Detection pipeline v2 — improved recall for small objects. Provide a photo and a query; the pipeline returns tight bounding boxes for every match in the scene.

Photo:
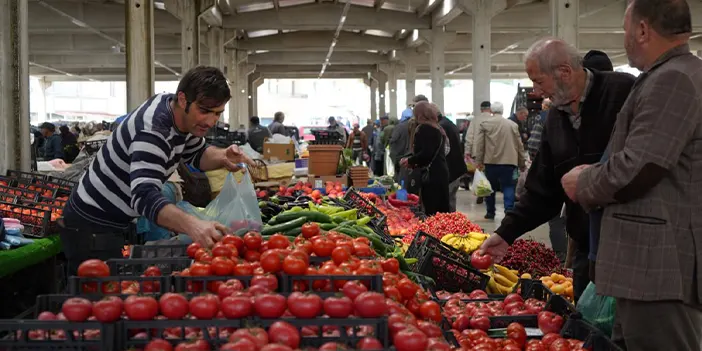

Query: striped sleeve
[128,130,172,222]
[182,136,208,169]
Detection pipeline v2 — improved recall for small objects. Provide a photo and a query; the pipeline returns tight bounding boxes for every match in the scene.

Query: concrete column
[430,26,446,111]
[405,61,416,105]
[551,0,579,47]
[370,79,378,121]
[207,27,225,71]
[387,64,398,119]
[165,0,201,73]
[697,50,702,58]
[0,0,31,173]
[378,78,387,117]
[35,77,51,124]
[248,72,262,118]
[236,62,255,128]
[125,0,155,112]
[226,50,238,126]
[471,1,492,116]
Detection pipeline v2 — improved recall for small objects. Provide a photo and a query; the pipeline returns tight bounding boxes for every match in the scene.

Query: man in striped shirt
[60,66,252,275]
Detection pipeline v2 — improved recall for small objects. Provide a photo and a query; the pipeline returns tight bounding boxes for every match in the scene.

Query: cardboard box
[263,142,295,161]
[308,174,348,189]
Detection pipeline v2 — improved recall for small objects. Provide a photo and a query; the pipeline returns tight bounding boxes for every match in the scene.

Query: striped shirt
[67,93,208,229]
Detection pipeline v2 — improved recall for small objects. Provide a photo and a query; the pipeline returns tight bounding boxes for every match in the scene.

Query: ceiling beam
[220,3,431,30]
[246,51,390,65]
[432,0,463,27]
[256,64,377,73]
[261,72,367,79]
[232,31,404,52]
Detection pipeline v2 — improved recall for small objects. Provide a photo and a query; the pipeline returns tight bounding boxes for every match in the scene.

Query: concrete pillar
[226,50,238,126]
[0,0,31,173]
[378,78,387,117]
[236,62,255,128]
[248,73,262,118]
[430,26,446,111]
[369,79,378,121]
[165,0,201,73]
[35,77,51,124]
[405,61,416,105]
[551,0,579,47]
[207,27,225,71]
[470,1,492,116]
[697,50,702,58]
[125,0,155,112]
[387,64,398,119]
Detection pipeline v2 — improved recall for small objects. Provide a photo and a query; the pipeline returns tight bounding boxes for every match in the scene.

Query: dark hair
[40,122,56,132]
[413,94,429,103]
[59,125,77,144]
[274,112,284,121]
[583,50,614,71]
[59,125,70,135]
[631,0,692,38]
[75,126,81,133]
[176,66,231,112]
[250,116,260,125]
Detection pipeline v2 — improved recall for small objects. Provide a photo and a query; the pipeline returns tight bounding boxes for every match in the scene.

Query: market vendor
[478,38,636,302]
[60,66,253,276]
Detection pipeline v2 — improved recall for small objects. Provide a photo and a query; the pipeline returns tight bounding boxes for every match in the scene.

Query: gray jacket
[389,119,410,164]
[268,121,287,136]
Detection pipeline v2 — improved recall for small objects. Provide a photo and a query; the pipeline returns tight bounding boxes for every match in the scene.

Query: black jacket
[496,70,636,252]
[439,116,468,183]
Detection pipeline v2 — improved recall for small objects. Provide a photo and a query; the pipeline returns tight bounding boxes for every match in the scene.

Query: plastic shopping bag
[385,147,395,178]
[465,155,477,173]
[471,169,494,197]
[577,282,617,336]
[177,171,263,235]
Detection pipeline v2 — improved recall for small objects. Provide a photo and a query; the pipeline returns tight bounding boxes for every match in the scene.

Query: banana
[495,281,514,294]
[468,232,489,241]
[495,264,520,283]
[494,273,517,288]
[441,234,456,244]
[487,275,499,294]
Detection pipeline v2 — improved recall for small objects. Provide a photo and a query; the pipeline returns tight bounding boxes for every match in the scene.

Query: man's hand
[187,219,227,248]
[561,164,591,201]
[400,158,409,168]
[479,234,509,262]
[223,145,255,172]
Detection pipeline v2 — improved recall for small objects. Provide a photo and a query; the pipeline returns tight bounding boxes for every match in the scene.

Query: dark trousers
[572,246,591,303]
[59,206,127,277]
[373,160,384,176]
[612,298,702,351]
[548,216,568,262]
[484,164,516,216]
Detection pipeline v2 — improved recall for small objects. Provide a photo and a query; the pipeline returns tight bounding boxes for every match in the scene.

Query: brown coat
[346,130,368,150]
[576,45,702,303]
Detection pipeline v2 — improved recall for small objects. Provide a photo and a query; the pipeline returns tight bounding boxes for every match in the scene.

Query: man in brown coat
[561,0,702,349]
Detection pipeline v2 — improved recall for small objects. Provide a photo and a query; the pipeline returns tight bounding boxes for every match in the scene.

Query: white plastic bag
[472,169,494,197]
[385,147,395,177]
[177,171,263,235]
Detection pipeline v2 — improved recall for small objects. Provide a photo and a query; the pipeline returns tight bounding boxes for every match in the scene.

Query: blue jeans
[484,164,517,216]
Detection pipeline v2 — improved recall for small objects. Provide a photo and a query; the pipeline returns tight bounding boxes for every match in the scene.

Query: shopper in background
[372,116,389,176]
[562,1,702,348]
[509,107,530,145]
[438,112,468,212]
[472,102,526,219]
[464,101,492,157]
[328,116,347,144]
[479,38,636,303]
[247,116,272,153]
[582,50,615,72]
[346,123,368,165]
[268,111,287,136]
[400,102,449,215]
[39,122,64,161]
[60,66,254,277]
[361,118,374,165]
[390,95,427,186]
[59,125,79,163]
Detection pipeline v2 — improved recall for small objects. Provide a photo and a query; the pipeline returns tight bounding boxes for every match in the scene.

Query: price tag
[525,328,543,337]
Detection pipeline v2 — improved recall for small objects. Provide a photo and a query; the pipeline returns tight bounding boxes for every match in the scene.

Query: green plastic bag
[577,282,616,336]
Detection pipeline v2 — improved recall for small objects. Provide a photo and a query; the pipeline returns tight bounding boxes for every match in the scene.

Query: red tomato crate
[0,201,56,238]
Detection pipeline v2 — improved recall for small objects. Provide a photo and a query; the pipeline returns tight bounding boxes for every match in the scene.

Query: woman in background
[59,125,79,163]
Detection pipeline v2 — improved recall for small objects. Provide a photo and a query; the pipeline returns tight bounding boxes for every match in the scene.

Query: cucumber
[320,223,337,230]
[261,217,307,236]
[274,210,332,224]
[284,227,303,236]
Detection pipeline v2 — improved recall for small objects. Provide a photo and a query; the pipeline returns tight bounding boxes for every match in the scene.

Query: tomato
[268,233,291,249]
[285,291,321,318]
[158,293,188,320]
[282,255,308,275]
[326,246,349,264]
[419,300,442,323]
[216,279,244,299]
[189,294,220,320]
[357,337,384,350]
[469,290,489,299]
[124,295,159,321]
[253,293,287,318]
[380,258,400,274]
[143,266,162,277]
[174,340,209,351]
[268,320,301,348]
[243,250,261,262]
[470,315,490,331]
[541,333,562,347]
[507,322,527,347]
[144,338,174,351]
[549,339,571,351]
[341,280,368,300]
[353,243,374,257]
[220,295,253,319]
[77,259,110,277]
[251,274,278,291]
[232,262,253,275]
[260,345,293,351]
[311,236,335,257]
[537,311,564,334]
[221,235,245,253]
[289,249,310,265]
[260,250,284,273]
[353,292,386,318]
[229,327,269,349]
[210,243,231,258]
[396,278,419,300]
[323,295,354,318]
[393,327,428,351]
[189,262,212,276]
[91,296,122,323]
[243,231,263,251]
[220,340,256,351]
[319,342,349,350]
[210,256,235,276]
[470,251,493,270]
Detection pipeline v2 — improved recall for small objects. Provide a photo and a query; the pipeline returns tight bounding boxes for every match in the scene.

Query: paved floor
[454,188,552,247]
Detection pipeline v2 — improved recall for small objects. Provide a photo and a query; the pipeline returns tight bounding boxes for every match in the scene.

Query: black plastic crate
[280,274,383,297]
[561,317,623,351]
[405,231,473,270]
[0,186,39,202]
[408,246,489,295]
[105,258,192,276]
[46,176,77,192]
[0,201,56,238]
[128,244,189,259]
[5,170,49,183]
[12,180,58,199]
[0,193,17,204]
[0,320,115,351]
[310,129,344,145]
[68,275,170,295]
[343,188,385,220]
[172,275,257,294]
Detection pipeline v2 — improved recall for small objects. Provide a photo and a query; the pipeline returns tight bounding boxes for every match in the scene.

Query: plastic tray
[46,176,78,192]
[12,180,59,199]
[128,243,189,258]
[5,170,49,183]
[68,275,170,295]
[172,275,257,294]
[343,188,385,220]
[407,245,490,295]
[0,193,17,204]
[280,274,383,297]
[0,185,39,202]
[561,317,623,351]
[105,258,192,276]
[0,201,56,238]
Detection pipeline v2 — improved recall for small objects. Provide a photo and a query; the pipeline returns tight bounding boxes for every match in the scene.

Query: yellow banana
[495,264,520,283]
[494,273,517,288]
[495,281,514,294]
[468,232,489,241]
[441,234,455,244]
[487,275,499,294]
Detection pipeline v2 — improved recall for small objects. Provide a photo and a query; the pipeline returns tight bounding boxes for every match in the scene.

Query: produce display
[440,232,489,255]
[410,212,483,243]
[500,239,570,279]
[538,274,575,302]
[376,204,421,238]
